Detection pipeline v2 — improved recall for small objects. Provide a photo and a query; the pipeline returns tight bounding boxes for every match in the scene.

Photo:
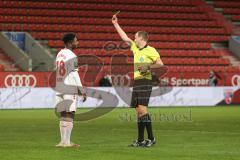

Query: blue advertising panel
[5,32,25,51]
[233,36,240,43]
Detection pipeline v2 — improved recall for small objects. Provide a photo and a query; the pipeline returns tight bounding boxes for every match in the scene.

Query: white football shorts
[55,94,78,112]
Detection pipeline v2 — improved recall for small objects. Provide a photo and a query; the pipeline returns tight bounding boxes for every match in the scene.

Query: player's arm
[73,59,87,102]
[112,15,133,45]
[138,58,164,73]
[150,58,164,69]
[72,71,87,102]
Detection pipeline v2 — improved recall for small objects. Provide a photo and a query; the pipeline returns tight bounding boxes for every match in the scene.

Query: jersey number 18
[56,60,66,76]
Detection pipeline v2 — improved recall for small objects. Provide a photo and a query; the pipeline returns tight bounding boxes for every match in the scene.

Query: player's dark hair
[62,33,76,44]
[137,31,149,42]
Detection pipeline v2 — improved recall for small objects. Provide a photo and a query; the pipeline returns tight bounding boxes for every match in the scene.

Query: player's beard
[72,44,79,50]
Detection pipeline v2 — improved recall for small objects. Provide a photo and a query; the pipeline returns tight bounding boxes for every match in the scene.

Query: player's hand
[82,93,87,102]
[138,66,150,74]
[78,90,87,102]
[112,15,118,24]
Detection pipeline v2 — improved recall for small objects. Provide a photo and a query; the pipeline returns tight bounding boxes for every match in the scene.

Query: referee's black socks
[145,113,154,141]
[137,115,145,142]
[137,113,154,142]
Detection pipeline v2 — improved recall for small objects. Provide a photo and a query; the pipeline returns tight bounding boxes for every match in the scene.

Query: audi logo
[111,74,131,86]
[231,75,240,87]
[4,74,37,88]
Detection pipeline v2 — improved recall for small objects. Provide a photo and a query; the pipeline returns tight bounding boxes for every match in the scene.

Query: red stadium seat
[1,0,239,81]
[0,64,4,71]
[214,1,240,9]
[232,15,240,21]
[224,8,240,15]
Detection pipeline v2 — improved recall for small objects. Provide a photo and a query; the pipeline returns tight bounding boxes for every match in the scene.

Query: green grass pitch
[0,106,240,160]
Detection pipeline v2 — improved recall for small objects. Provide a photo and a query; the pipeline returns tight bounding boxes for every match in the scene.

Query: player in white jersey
[55,33,86,148]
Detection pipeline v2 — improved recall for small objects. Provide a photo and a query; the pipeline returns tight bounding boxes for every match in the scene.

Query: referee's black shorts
[130,78,152,108]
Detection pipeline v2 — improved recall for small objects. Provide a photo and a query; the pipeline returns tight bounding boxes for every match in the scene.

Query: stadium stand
[0,49,20,71]
[210,0,240,34]
[0,0,239,85]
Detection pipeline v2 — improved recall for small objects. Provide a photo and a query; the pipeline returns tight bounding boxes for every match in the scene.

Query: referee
[112,14,164,147]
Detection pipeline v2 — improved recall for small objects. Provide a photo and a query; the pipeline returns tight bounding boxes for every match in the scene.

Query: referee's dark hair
[62,33,76,44]
[137,31,149,42]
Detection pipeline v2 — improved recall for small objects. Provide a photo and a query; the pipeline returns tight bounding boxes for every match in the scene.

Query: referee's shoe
[128,140,146,147]
[144,138,156,147]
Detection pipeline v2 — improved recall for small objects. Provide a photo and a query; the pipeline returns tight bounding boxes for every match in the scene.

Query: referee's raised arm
[112,14,132,45]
